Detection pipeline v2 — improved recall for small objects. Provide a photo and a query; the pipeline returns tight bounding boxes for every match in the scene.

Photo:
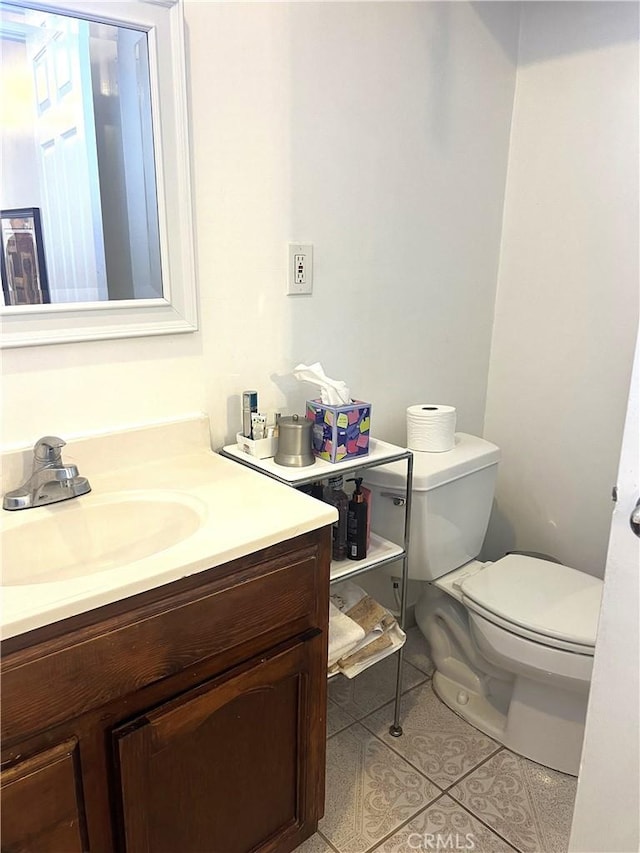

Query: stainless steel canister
[274,414,315,467]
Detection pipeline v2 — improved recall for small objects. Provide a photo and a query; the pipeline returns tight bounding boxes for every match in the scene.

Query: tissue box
[306,399,371,463]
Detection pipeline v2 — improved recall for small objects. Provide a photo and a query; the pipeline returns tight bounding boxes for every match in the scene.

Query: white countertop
[1,417,336,640]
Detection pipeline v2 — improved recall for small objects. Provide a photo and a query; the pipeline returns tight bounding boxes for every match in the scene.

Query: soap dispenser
[347,477,368,560]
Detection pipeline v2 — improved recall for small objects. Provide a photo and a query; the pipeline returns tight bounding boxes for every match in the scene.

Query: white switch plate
[287,243,313,295]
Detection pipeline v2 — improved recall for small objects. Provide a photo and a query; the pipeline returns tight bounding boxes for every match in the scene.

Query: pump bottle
[347,477,368,560]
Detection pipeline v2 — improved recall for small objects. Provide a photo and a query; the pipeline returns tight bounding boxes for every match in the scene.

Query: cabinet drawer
[1,738,88,851]
[2,538,327,745]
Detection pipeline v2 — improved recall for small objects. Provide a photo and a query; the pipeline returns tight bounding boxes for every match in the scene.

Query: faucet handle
[34,435,66,464]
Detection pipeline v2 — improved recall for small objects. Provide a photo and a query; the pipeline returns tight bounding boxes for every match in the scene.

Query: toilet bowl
[363,434,603,776]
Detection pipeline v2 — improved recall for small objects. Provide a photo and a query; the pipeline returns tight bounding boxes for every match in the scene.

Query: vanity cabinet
[1,528,330,853]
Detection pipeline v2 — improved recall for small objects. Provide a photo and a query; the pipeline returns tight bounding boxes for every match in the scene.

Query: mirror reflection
[0,2,162,306]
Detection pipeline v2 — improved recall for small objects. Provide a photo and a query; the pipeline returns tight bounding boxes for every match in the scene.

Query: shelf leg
[389,452,413,737]
[389,642,405,737]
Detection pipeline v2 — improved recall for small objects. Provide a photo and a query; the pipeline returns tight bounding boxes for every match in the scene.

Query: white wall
[0,335,205,447]
[1,2,518,454]
[483,2,639,577]
[188,1,519,449]
[4,2,635,586]
[1,0,634,591]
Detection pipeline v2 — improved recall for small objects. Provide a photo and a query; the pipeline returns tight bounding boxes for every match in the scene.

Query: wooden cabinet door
[1,738,88,852]
[114,634,326,853]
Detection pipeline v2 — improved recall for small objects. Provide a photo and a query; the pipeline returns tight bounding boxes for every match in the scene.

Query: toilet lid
[460,555,602,647]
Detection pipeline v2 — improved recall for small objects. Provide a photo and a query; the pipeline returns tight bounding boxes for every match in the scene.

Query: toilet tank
[363,433,500,581]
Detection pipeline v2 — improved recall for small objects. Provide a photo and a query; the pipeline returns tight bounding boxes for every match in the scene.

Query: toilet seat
[462,597,596,655]
[459,555,602,652]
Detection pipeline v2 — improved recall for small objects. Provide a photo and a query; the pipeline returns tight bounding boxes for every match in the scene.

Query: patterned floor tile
[361,682,500,788]
[327,698,356,738]
[371,794,516,852]
[403,626,435,676]
[294,832,335,852]
[319,722,439,853]
[328,654,427,720]
[449,750,577,853]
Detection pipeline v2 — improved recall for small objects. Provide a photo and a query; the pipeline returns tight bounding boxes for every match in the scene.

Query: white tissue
[293,362,351,406]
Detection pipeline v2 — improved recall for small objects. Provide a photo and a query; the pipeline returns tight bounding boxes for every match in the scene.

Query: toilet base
[432,669,585,776]
[417,582,590,776]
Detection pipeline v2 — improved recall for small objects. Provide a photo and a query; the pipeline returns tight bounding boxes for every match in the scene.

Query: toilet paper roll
[406,404,456,452]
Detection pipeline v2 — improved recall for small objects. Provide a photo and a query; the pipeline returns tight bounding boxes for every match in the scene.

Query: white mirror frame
[0,0,197,348]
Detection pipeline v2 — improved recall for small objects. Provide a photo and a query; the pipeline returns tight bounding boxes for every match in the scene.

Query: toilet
[364,433,603,776]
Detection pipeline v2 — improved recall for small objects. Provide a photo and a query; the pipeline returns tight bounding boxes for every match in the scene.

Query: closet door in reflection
[29,9,107,303]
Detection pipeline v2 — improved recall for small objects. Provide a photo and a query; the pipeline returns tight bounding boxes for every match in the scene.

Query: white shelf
[330,533,404,583]
[220,437,410,485]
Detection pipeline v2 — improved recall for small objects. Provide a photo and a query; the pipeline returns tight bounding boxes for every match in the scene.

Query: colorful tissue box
[306,399,371,463]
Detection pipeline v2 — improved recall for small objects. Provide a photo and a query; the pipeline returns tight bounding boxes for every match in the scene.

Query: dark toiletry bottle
[347,477,368,560]
[310,481,325,501]
[324,476,348,561]
[297,482,325,500]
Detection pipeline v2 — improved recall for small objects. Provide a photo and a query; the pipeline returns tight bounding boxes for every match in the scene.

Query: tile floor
[297,627,577,853]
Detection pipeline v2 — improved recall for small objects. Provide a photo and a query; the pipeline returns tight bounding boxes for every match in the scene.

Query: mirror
[0,0,197,347]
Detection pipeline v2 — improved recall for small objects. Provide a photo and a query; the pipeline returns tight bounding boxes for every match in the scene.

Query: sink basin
[2,491,206,586]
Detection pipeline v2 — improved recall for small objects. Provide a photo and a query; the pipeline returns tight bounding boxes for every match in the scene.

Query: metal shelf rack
[219,438,413,736]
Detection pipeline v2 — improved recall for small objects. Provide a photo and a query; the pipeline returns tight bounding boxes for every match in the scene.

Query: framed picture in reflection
[1,207,50,306]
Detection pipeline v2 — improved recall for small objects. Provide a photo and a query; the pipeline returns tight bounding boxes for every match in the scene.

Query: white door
[28,9,107,303]
[569,330,640,852]
[117,27,161,299]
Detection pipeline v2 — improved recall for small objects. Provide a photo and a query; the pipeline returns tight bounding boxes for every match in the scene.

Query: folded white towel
[330,580,367,613]
[328,601,365,668]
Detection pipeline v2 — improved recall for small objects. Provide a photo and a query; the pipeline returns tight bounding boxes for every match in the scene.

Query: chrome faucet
[3,436,91,511]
